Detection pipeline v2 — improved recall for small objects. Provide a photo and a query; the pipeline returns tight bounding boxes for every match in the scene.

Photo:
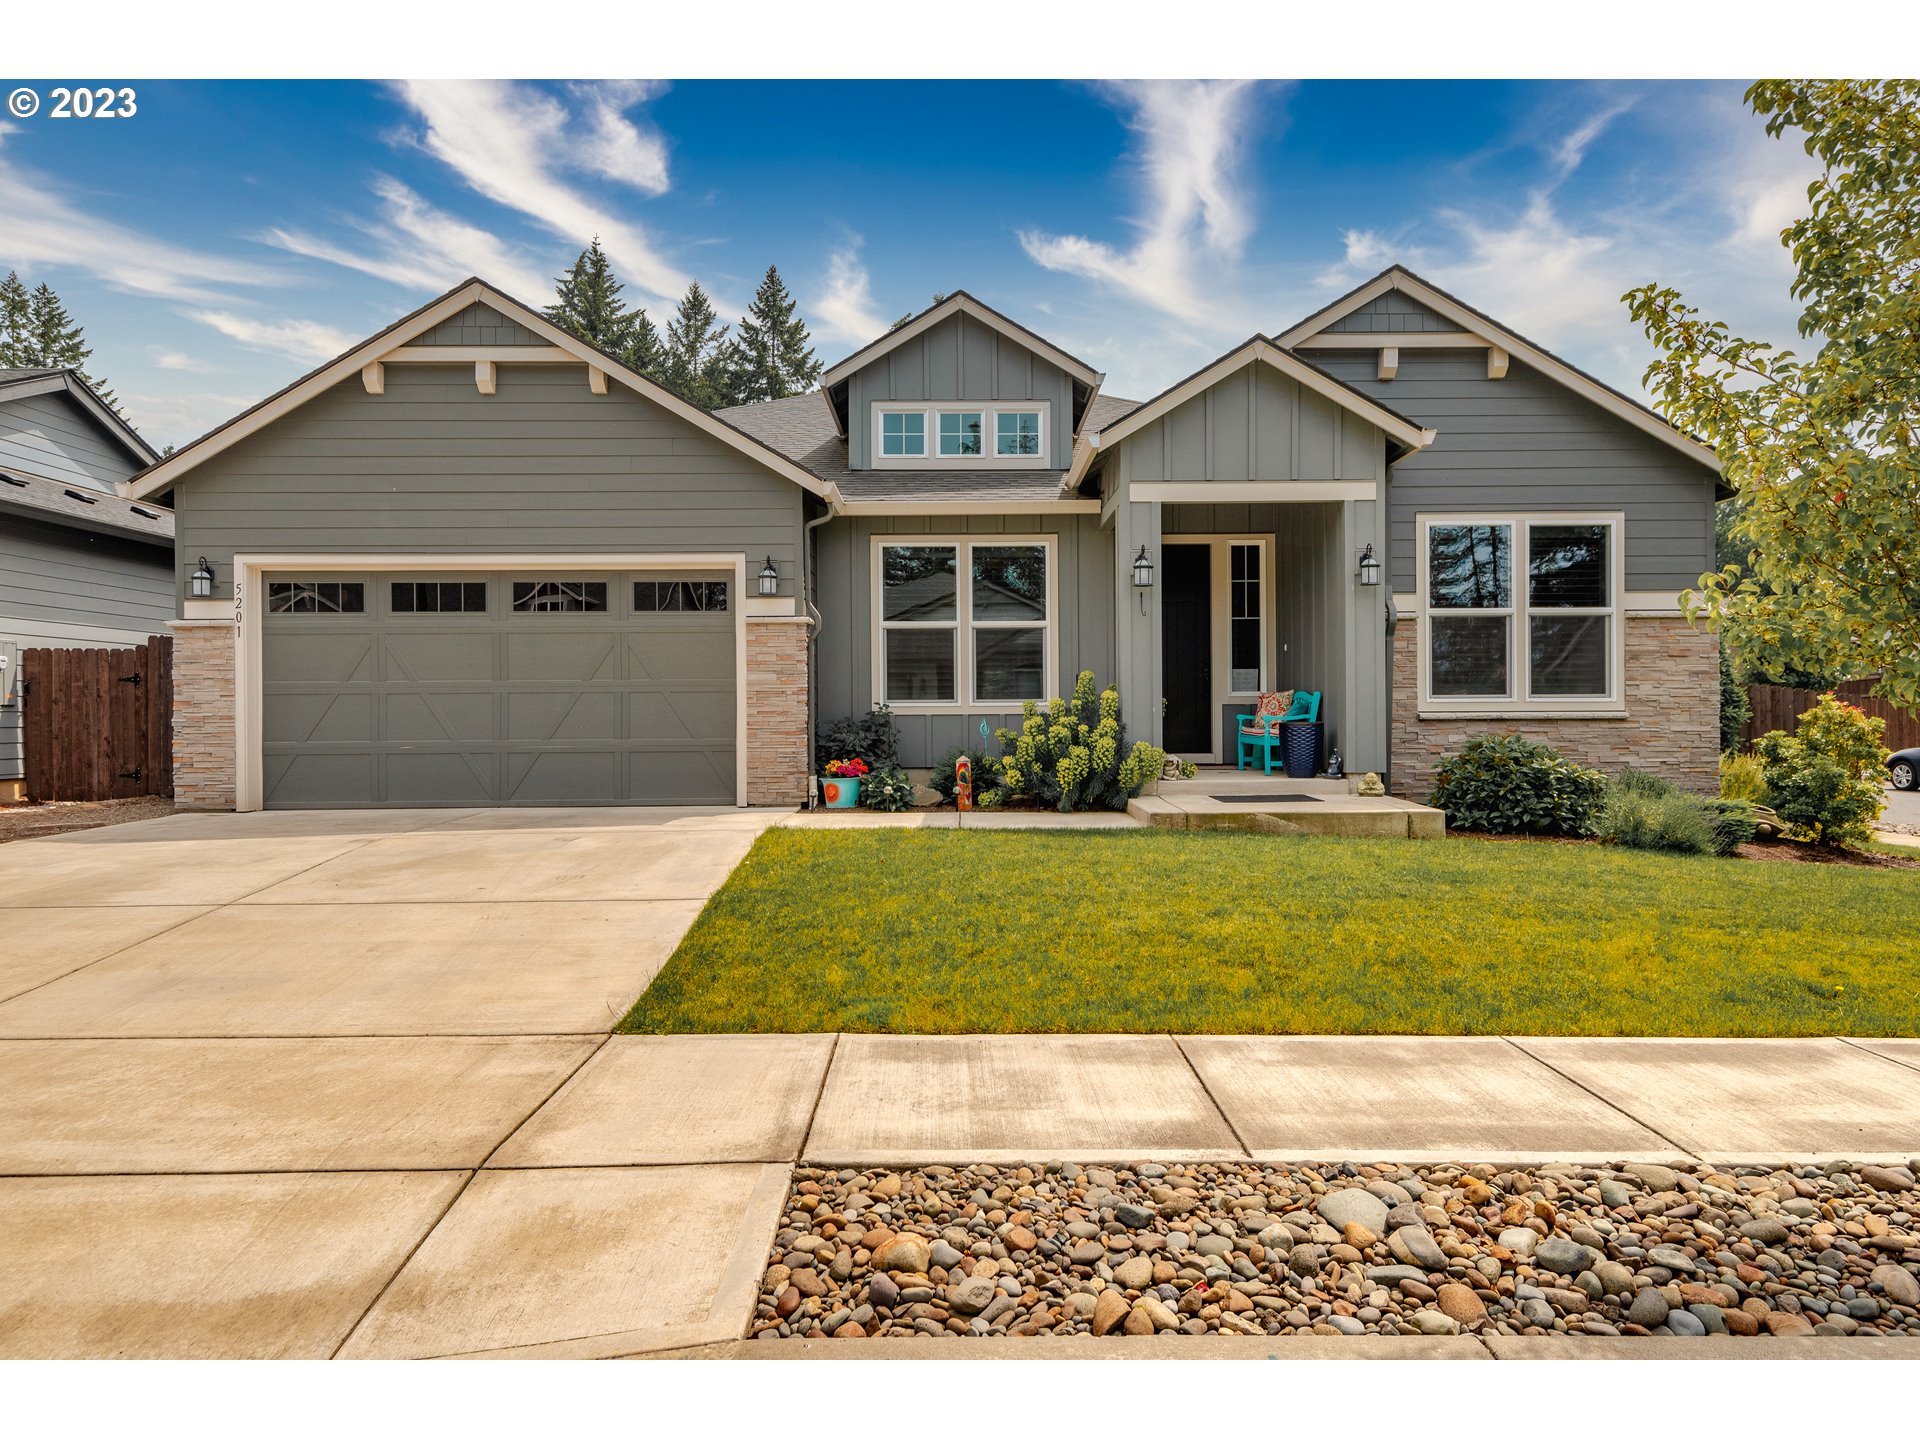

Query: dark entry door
[1161,543,1212,754]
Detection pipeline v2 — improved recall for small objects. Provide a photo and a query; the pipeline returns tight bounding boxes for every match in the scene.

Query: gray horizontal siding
[0,391,139,491]
[812,511,1115,768]
[847,312,1072,472]
[417,302,547,347]
[1297,349,1716,592]
[172,363,808,601]
[1324,291,1456,334]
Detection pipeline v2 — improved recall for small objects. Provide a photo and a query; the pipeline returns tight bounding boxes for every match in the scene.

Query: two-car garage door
[261,570,736,807]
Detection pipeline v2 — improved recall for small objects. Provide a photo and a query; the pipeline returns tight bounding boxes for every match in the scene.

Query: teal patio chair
[1236,691,1291,774]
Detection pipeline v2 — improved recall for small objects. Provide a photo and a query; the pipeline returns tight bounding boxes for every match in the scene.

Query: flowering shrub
[824,757,869,779]
[814,705,899,773]
[993,670,1166,812]
[1754,692,1886,846]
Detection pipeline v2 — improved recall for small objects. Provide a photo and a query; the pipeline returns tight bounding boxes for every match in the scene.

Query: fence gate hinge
[119,766,143,783]
[118,670,142,689]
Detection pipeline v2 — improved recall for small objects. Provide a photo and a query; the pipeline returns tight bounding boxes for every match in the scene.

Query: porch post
[1113,496,1163,746]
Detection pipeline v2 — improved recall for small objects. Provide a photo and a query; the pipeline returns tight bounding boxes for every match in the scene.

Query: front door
[1161,543,1212,754]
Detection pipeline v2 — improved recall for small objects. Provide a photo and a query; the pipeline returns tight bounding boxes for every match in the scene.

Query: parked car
[1890,746,1920,791]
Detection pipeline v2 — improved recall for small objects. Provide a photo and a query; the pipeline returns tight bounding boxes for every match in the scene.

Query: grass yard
[618,828,1920,1037]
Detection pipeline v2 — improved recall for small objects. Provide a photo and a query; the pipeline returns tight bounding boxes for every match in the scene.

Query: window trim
[871,534,1057,710]
[1416,511,1625,714]
[869,401,1053,470]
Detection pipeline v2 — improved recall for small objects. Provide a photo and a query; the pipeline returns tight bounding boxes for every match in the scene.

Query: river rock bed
[753,1160,1920,1341]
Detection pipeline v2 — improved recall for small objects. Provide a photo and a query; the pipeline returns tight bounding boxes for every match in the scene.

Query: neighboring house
[0,368,172,800]
[128,269,1720,811]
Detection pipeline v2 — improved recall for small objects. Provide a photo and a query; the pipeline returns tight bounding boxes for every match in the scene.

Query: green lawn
[617,829,1920,1037]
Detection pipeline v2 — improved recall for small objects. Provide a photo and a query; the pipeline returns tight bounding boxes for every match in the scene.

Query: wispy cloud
[809,236,887,350]
[0,123,278,302]
[1020,81,1263,325]
[1315,228,1396,289]
[186,310,355,362]
[1550,98,1634,180]
[150,349,214,372]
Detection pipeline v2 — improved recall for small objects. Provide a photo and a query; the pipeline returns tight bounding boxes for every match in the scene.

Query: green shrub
[861,767,917,812]
[1754,693,1887,846]
[995,670,1166,812]
[1611,765,1679,799]
[1720,749,1768,804]
[1599,787,1719,855]
[1702,797,1759,855]
[815,704,899,773]
[927,746,1004,806]
[1429,734,1608,837]
[1719,650,1752,753]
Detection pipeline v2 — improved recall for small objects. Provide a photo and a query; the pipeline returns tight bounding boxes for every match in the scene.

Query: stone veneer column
[170,619,237,809]
[745,615,811,806]
[1391,614,1720,801]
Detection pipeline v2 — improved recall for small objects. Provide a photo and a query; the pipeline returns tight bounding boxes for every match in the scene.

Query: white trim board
[868,399,1055,470]
[1159,534,1276,763]
[821,292,1101,390]
[227,551,749,813]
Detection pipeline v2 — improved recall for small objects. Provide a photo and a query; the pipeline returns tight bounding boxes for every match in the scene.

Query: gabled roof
[0,367,159,468]
[127,279,838,504]
[0,465,174,547]
[819,291,1102,390]
[1277,265,1721,474]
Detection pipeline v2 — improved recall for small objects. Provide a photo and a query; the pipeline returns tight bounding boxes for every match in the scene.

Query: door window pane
[881,546,957,621]
[1230,544,1261,689]
[511,580,607,613]
[938,411,984,456]
[268,581,364,614]
[995,410,1042,457]
[1428,524,1512,609]
[1529,525,1609,607]
[1430,614,1510,696]
[881,411,925,457]
[885,629,955,702]
[971,545,1047,621]
[975,627,1044,701]
[635,580,729,613]
[391,581,486,614]
[1530,614,1609,696]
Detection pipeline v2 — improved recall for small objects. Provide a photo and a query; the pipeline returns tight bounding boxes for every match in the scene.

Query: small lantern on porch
[1131,544,1154,589]
[1357,543,1382,588]
[757,556,779,597]
[190,556,216,599]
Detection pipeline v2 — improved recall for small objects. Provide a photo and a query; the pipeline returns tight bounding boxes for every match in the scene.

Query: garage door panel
[264,691,375,745]
[385,692,496,745]
[265,752,376,807]
[383,632,498,683]
[626,630,734,682]
[503,634,619,683]
[264,634,372,684]
[503,749,621,805]
[506,691,623,743]
[628,689,734,741]
[626,749,736,803]
[386,751,497,807]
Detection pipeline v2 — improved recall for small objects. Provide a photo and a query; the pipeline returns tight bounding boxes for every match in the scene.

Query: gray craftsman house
[130,268,1720,810]
[1,368,172,799]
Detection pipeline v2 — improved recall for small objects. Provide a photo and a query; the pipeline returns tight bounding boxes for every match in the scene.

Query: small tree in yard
[732,265,822,403]
[1754,692,1887,846]
[1625,80,1920,711]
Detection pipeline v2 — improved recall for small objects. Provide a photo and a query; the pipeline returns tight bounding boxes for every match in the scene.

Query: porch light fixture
[1131,544,1154,615]
[1357,543,1381,588]
[757,556,779,597]
[190,556,215,599]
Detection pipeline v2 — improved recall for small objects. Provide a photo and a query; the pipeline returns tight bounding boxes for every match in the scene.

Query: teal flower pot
[821,776,862,809]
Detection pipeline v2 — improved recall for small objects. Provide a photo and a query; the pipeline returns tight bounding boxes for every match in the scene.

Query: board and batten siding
[846,312,1074,471]
[0,516,173,778]
[0,391,140,492]
[1296,347,1718,594]
[169,361,809,601]
[812,511,1114,768]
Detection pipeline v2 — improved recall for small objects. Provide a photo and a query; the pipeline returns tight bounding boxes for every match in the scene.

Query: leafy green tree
[1754,692,1887,845]
[547,238,663,381]
[731,265,822,402]
[662,281,736,409]
[1625,80,1920,709]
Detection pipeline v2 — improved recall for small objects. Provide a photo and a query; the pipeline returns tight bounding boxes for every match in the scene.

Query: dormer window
[871,401,1051,469]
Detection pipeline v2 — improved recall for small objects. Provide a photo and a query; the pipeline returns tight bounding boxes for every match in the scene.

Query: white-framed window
[1418,513,1623,711]
[1229,543,1264,694]
[870,402,1051,468]
[874,536,1054,707]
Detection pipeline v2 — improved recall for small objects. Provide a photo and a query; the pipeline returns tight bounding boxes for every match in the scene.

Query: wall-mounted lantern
[757,556,779,597]
[1357,542,1382,588]
[190,556,216,599]
[1131,544,1154,615]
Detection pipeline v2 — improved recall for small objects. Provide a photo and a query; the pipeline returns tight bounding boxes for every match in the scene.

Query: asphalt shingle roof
[0,466,174,545]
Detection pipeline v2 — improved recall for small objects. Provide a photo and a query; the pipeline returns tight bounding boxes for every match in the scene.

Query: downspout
[801,502,835,809]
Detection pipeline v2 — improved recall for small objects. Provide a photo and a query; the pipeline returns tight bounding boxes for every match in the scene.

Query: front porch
[1130,768,1444,838]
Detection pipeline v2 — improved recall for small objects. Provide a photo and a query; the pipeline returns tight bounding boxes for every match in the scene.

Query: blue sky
[0,78,1820,447]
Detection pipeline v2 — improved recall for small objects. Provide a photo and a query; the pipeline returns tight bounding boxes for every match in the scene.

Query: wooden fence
[20,637,174,802]
[1741,676,1920,752]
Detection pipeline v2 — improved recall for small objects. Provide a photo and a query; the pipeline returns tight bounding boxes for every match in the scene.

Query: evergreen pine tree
[662,281,737,409]
[890,293,949,331]
[0,272,31,368]
[4,279,117,408]
[547,239,635,359]
[732,265,822,403]
[627,308,664,380]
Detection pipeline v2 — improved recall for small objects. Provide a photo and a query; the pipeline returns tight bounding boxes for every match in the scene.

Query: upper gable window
[871,402,1050,469]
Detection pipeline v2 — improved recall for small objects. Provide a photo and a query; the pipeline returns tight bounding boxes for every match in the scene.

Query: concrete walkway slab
[43,809,481,843]
[0,833,387,907]
[1517,1037,1920,1162]
[239,825,762,905]
[435,806,790,834]
[0,1037,596,1174]
[0,1170,465,1358]
[1181,1035,1688,1163]
[0,901,700,1037]
[336,1163,789,1359]
[804,1034,1244,1165]
[0,905,209,1002]
[491,1034,833,1168]
[1853,1038,1920,1075]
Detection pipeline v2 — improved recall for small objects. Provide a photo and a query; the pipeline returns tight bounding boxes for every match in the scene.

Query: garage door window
[392,581,487,614]
[634,580,729,613]
[268,581,364,614]
[512,580,607,613]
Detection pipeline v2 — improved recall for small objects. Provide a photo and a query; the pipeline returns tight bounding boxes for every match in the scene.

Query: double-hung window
[876,538,1052,706]
[871,403,1051,468]
[1421,514,1621,709]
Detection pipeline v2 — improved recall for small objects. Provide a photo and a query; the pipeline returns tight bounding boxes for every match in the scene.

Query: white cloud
[1551,98,1634,179]
[1020,80,1262,325]
[0,123,278,302]
[151,349,213,372]
[120,390,258,448]
[186,310,355,362]
[809,238,887,350]
[1315,228,1397,289]
[389,80,695,310]
[568,80,671,194]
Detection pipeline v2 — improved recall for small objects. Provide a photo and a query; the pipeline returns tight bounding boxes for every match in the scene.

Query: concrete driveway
[0,806,801,1359]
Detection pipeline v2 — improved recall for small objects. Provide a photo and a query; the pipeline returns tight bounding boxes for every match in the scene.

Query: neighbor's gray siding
[0,391,140,492]
[416,301,547,348]
[812,511,1114,767]
[846,312,1074,471]
[1298,348,1717,593]
[0,515,173,778]
[1323,291,1457,334]
[1105,363,1385,486]
[170,362,808,601]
